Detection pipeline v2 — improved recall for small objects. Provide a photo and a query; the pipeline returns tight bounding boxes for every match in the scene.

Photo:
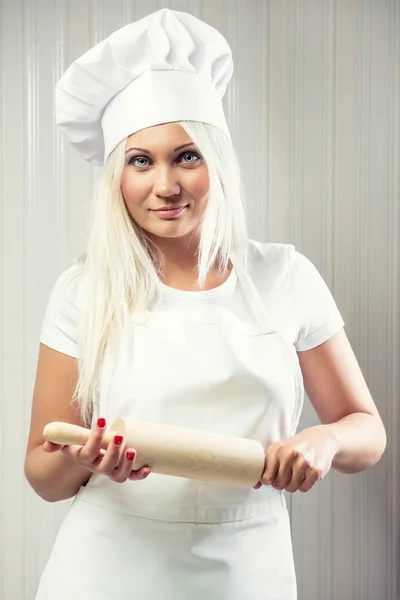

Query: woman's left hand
[254,425,339,493]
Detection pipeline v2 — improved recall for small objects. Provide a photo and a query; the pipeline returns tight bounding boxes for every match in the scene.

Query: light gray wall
[0,1,398,598]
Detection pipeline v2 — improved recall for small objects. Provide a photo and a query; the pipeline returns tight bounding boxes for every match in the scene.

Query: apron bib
[36,255,304,600]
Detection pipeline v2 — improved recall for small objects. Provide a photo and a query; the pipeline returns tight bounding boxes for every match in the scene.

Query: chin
[151,229,195,240]
[143,223,199,242]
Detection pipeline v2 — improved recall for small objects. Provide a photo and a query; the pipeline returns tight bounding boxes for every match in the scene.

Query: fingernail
[114,435,123,446]
[126,450,135,461]
[143,470,150,478]
[97,418,106,428]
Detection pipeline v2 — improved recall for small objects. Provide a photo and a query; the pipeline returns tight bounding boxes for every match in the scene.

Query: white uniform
[36,241,344,600]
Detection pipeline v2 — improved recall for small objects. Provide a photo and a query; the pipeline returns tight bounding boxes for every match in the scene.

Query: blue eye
[128,151,202,168]
[129,156,150,167]
[178,151,201,163]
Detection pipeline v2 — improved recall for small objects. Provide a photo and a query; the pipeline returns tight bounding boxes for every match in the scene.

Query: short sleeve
[40,265,82,358]
[289,249,344,351]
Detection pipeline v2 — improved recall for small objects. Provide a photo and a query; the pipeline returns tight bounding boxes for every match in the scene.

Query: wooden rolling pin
[43,418,266,486]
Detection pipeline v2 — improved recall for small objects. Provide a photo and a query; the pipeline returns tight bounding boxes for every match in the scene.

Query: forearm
[24,445,91,502]
[325,413,387,474]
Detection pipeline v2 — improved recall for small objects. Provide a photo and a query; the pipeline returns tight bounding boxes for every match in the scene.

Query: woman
[25,8,386,600]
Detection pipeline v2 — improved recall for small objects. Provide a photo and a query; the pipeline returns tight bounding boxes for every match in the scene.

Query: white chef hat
[55,8,233,166]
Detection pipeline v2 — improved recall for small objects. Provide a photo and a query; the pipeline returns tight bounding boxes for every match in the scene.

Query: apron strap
[230,255,277,335]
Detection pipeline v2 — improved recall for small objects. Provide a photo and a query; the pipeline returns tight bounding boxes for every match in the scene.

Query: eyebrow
[125,142,195,155]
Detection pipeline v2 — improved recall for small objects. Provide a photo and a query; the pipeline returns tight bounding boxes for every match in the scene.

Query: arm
[24,343,92,502]
[256,329,386,493]
[25,344,150,503]
[256,249,386,492]
[298,328,387,474]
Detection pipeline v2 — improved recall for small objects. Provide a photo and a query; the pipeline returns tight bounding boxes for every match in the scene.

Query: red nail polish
[97,418,106,428]
[126,451,135,461]
[114,435,123,446]
[143,470,150,478]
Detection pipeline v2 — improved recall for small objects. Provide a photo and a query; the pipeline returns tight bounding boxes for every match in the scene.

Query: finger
[254,455,266,489]
[43,440,65,453]
[261,447,280,485]
[110,449,137,484]
[271,449,298,490]
[285,457,308,493]
[61,444,101,462]
[299,467,320,493]
[78,417,108,465]
[94,434,125,474]
[128,466,151,481]
[273,463,292,491]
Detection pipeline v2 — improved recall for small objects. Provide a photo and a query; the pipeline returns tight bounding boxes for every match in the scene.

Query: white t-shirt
[40,241,344,357]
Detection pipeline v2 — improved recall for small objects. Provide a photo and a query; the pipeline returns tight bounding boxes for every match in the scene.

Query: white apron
[36,256,304,600]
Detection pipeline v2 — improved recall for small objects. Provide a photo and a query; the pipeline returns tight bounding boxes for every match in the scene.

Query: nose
[153,165,180,197]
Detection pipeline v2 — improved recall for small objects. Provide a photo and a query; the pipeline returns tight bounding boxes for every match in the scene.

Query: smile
[152,205,189,218]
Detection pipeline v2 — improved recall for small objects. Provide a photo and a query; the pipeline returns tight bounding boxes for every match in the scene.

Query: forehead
[126,123,192,150]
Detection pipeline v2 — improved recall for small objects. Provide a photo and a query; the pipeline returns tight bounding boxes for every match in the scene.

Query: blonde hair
[70,121,248,426]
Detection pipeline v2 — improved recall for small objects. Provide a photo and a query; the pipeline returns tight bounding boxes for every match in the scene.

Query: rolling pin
[43,418,266,486]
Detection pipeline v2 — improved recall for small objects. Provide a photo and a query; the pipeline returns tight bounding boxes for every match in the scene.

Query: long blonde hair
[69,121,248,426]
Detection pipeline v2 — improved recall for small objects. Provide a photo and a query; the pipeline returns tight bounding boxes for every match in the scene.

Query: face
[120,123,209,242]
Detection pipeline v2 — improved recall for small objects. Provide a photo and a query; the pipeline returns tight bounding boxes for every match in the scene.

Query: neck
[149,233,199,271]
[147,233,231,291]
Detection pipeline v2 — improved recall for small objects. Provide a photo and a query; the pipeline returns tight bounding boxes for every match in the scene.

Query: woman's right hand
[43,417,151,483]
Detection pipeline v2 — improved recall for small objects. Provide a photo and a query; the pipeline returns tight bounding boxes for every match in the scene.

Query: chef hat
[55,8,233,166]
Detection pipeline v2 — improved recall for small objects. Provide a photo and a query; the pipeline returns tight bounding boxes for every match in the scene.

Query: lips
[153,205,188,211]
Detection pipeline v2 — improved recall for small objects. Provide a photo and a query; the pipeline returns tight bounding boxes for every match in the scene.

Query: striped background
[0,1,398,598]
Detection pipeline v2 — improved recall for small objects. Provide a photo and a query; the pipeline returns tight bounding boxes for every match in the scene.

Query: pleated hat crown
[55,8,234,166]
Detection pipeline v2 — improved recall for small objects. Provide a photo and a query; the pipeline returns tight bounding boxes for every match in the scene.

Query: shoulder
[246,239,323,284]
[245,239,344,350]
[246,239,294,283]
[48,262,84,308]
[40,262,84,358]
[55,262,83,286]
[246,239,293,263]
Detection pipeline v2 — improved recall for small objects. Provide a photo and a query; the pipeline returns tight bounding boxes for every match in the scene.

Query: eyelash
[128,151,202,168]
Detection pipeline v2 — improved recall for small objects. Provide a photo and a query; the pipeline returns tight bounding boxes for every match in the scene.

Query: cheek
[120,171,140,202]
[189,169,210,202]
[120,172,150,221]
